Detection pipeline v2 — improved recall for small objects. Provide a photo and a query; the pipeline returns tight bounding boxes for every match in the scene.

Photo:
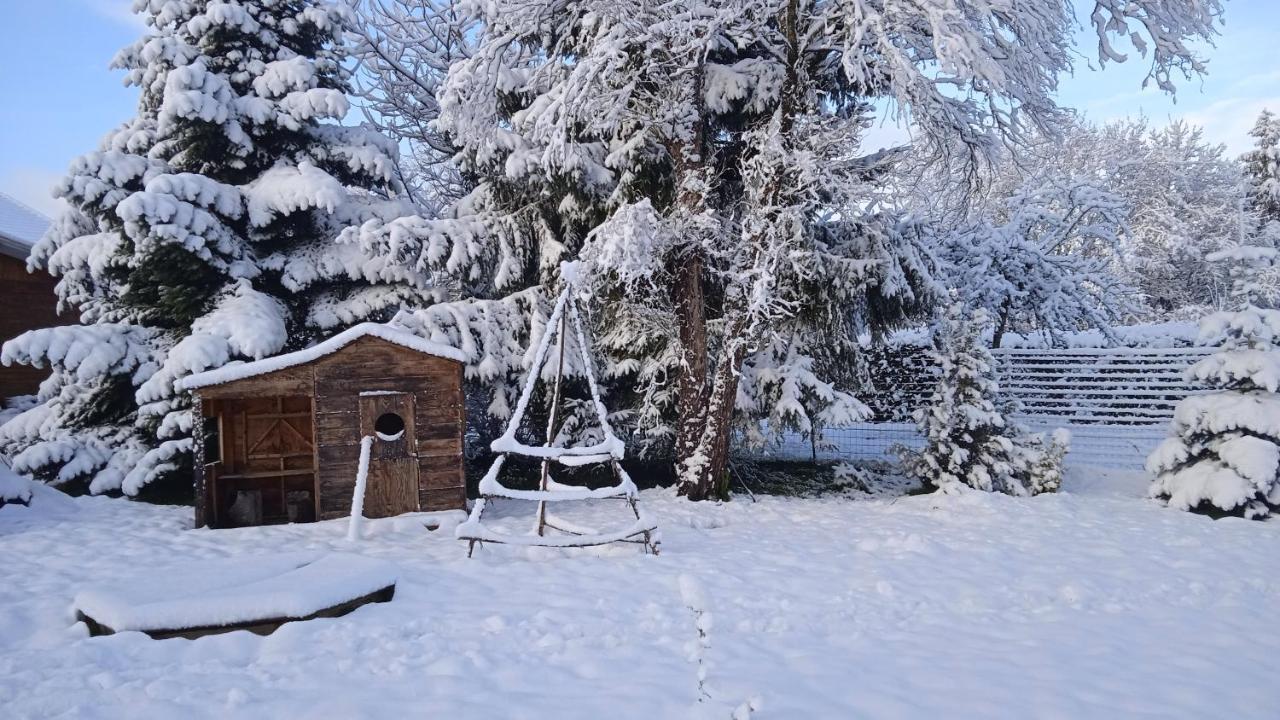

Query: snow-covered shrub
[1147,246,1280,519]
[0,0,431,495]
[903,304,1067,496]
[1027,429,1071,495]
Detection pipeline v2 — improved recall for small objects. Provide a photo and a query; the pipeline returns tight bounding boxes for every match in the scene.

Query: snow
[347,436,375,541]
[0,459,34,506]
[179,323,467,390]
[1,470,1277,718]
[72,552,397,633]
[0,191,51,259]
[244,162,346,227]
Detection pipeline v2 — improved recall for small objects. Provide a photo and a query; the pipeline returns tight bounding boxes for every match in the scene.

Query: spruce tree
[347,0,1218,501]
[1242,110,1280,223]
[0,0,428,495]
[1147,246,1280,519]
[905,303,1066,495]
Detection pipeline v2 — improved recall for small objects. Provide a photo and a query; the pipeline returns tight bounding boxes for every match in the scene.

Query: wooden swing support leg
[535,305,569,536]
[616,460,659,556]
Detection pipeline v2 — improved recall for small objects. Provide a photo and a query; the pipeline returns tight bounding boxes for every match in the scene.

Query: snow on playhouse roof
[0,191,51,261]
[179,323,467,391]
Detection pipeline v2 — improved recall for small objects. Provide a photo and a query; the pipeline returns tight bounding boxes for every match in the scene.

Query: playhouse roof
[179,323,467,391]
[0,191,51,261]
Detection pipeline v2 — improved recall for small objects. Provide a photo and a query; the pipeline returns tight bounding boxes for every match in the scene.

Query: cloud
[1,168,68,219]
[1180,95,1280,156]
[81,0,146,30]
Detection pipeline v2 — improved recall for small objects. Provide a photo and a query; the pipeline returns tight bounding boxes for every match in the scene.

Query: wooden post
[535,294,570,536]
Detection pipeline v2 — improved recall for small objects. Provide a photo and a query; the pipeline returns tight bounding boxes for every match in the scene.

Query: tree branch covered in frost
[347,0,478,212]
[1089,0,1222,93]
[940,177,1138,347]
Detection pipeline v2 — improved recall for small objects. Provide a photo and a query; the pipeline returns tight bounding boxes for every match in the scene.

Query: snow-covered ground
[2,468,1277,719]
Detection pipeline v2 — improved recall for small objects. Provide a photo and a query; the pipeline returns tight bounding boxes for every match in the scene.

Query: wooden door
[358,392,419,518]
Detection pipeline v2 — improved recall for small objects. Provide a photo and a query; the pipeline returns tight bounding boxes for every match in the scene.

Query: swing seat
[456,511,658,549]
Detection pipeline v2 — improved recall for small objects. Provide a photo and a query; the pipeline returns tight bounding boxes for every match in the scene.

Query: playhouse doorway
[358,392,419,517]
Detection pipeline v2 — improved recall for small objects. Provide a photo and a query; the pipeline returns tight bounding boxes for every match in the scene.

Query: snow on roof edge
[179,323,467,391]
[0,191,51,260]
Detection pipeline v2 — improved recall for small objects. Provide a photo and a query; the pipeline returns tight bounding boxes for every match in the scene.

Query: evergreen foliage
[1147,246,1280,519]
[904,303,1067,496]
[0,0,428,495]
[348,0,1220,499]
[1242,110,1280,223]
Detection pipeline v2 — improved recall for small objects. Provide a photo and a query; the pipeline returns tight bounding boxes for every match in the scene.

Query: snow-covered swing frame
[455,263,659,556]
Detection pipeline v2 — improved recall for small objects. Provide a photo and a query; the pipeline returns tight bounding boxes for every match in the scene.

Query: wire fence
[749,346,1209,472]
[757,421,1168,471]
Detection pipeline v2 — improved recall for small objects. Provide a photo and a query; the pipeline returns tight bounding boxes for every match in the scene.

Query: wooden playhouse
[179,324,468,528]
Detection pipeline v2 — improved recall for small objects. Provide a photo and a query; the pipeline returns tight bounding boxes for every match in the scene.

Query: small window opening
[375,412,406,441]
[202,416,221,465]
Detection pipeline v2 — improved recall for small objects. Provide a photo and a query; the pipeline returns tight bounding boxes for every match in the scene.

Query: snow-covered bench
[73,552,397,639]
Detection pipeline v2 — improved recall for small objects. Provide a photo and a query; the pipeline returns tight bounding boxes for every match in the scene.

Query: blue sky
[2,0,1278,218]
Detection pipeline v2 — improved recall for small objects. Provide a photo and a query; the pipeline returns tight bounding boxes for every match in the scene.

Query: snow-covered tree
[1242,110,1280,223]
[940,176,1137,347]
[904,303,1067,495]
[1147,246,1280,519]
[906,118,1247,317]
[0,0,430,495]
[345,0,1220,500]
[347,0,477,213]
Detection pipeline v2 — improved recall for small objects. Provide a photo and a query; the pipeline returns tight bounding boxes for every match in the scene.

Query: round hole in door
[374,412,405,441]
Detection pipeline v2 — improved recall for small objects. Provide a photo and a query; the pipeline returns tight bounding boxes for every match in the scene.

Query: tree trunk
[992,298,1012,349]
[673,252,714,499]
[676,312,749,501]
[669,52,721,500]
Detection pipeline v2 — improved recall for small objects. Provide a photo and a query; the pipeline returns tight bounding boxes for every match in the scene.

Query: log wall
[0,254,64,398]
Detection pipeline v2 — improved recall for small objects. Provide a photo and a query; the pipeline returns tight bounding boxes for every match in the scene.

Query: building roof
[179,323,468,391]
[0,192,51,261]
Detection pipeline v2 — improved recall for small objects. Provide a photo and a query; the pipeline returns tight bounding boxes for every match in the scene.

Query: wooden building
[179,324,468,528]
[0,192,58,399]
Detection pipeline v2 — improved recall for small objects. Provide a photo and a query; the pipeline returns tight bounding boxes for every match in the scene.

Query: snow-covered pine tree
[904,303,1067,495]
[0,0,430,495]
[1147,246,1280,519]
[1243,110,1280,224]
[347,0,1220,500]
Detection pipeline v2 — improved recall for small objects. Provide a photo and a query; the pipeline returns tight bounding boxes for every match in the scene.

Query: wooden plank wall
[0,254,66,397]
[194,335,466,525]
[313,336,465,519]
